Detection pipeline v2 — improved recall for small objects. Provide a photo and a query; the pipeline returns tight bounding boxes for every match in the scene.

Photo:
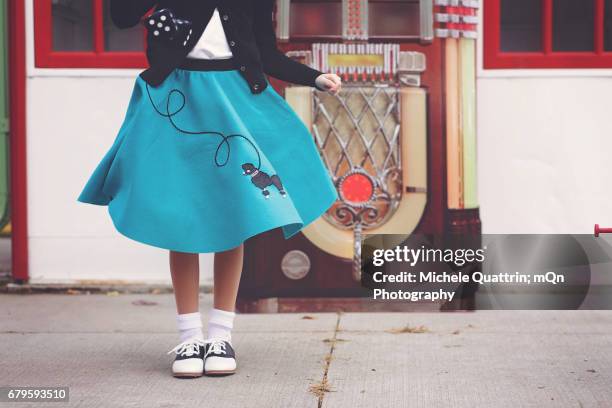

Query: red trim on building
[9,0,28,281]
[34,0,147,69]
[484,0,612,69]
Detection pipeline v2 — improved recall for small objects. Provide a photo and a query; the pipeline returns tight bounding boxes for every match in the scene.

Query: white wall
[27,77,219,284]
[22,1,612,283]
[477,76,612,234]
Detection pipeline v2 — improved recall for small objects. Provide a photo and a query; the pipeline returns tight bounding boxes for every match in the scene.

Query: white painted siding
[26,76,215,284]
[477,77,612,234]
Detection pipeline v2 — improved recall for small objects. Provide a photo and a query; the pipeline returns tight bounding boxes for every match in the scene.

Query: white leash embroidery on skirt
[145,83,287,199]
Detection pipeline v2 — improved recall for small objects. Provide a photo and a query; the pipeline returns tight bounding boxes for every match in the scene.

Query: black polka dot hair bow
[142,9,193,47]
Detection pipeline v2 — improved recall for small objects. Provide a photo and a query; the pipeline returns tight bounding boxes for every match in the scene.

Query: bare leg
[213,243,244,312]
[169,251,200,314]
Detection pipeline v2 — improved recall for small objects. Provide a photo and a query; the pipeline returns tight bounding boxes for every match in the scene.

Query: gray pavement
[1,293,612,408]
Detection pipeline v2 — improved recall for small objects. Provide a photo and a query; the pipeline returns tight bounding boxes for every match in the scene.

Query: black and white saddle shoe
[204,339,237,376]
[167,338,206,378]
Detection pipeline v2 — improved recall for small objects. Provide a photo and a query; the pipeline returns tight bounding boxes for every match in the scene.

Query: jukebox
[238,0,481,312]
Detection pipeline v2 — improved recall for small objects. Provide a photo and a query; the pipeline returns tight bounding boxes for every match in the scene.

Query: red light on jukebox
[338,171,375,205]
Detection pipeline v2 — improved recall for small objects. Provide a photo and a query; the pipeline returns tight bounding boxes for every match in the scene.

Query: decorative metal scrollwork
[313,85,403,232]
[313,85,403,281]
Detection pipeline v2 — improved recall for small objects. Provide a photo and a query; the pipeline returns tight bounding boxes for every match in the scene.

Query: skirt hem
[86,192,337,254]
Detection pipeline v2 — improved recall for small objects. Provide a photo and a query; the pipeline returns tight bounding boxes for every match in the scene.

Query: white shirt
[187,8,233,60]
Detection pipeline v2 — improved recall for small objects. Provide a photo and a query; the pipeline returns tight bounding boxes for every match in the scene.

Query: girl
[77,0,341,378]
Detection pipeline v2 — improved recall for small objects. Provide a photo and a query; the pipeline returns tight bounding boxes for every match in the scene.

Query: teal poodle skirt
[77,59,338,253]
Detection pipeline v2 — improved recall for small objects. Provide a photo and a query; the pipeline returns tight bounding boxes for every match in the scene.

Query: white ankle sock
[176,312,204,342]
[207,308,235,342]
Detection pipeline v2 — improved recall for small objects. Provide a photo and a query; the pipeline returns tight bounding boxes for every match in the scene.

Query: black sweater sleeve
[253,0,325,89]
[110,0,158,29]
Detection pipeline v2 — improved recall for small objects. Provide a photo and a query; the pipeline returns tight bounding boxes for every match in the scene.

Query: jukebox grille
[312,86,402,230]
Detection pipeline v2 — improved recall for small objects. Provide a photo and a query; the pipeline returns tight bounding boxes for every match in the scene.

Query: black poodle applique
[242,163,287,199]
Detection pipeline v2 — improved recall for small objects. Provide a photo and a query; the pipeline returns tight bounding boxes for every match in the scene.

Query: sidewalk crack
[310,312,341,408]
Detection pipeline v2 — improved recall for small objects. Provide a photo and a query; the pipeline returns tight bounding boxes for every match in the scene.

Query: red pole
[594,224,612,237]
[9,0,29,282]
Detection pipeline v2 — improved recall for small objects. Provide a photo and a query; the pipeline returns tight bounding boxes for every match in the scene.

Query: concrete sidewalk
[1,293,611,408]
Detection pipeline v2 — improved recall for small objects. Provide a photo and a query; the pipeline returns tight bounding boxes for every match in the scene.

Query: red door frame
[9,0,28,282]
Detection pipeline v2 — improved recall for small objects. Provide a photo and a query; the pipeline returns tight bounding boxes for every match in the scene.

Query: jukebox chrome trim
[420,0,434,42]
[281,250,311,280]
[312,85,403,231]
[275,0,291,41]
[310,43,401,84]
[434,0,480,39]
[342,0,368,40]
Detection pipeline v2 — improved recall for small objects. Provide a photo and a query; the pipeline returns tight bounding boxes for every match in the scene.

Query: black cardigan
[110,0,325,94]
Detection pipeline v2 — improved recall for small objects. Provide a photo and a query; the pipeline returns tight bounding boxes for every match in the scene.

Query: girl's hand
[315,74,342,95]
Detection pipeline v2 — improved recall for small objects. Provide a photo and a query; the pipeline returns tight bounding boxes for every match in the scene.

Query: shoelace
[204,339,228,358]
[167,338,207,357]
